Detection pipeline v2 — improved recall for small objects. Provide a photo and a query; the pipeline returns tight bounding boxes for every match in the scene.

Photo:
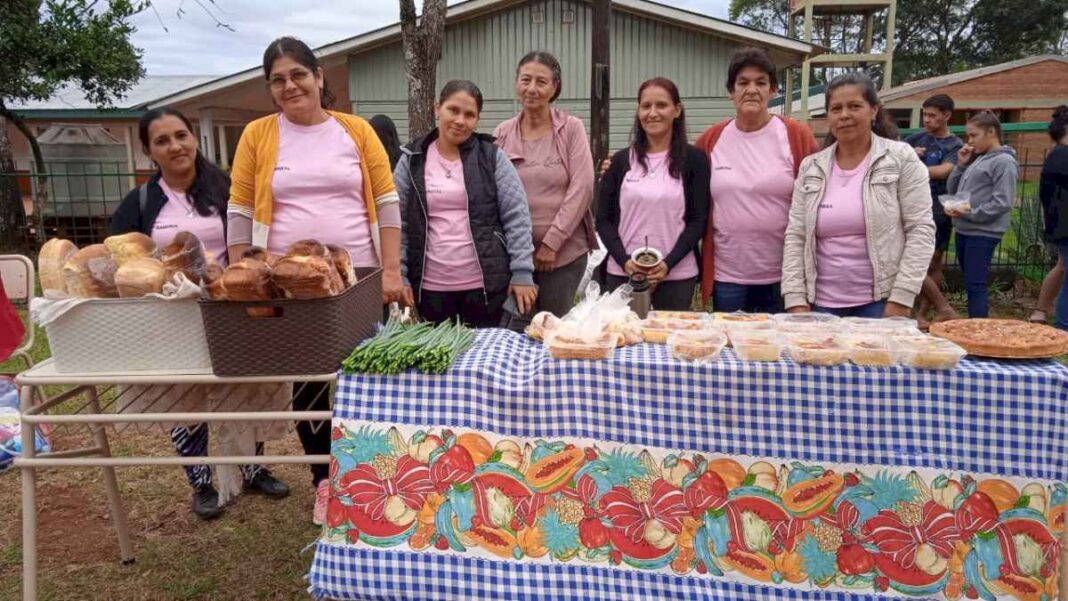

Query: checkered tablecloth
[310,329,1068,601]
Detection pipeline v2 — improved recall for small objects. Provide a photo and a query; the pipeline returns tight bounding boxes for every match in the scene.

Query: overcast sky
[130,0,731,75]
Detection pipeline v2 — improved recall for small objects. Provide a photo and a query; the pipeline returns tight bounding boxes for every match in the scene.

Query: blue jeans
[1056,242,1068,331]
[814,300,887,318]
[712,281,784,313]
[956,233,1000,318]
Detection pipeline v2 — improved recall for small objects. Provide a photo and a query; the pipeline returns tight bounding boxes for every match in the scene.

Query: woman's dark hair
[630,77,687,179]
[138,107,229,218]
[439,80,484,113]
[517,51,563,102]
[823,72,898,145]
[726,48,778,93]
[969,110,1003,143]
[369,114,402,170]
[1049,105,1068,143]
[262,36,335,108]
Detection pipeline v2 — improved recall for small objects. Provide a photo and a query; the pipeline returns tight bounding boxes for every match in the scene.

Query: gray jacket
[947,146,1019,239]
[782,135,935,309]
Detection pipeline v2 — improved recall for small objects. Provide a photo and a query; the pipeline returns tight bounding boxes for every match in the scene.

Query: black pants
[534,256,588,317]
[605,274,697,311]
[418,288,508,327]
[293,381,332,486]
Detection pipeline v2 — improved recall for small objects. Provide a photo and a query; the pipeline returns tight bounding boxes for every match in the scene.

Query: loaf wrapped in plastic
[241,246,280,267]
[272,255,340,299]
[326,244,357,288]
[38,238,78,295]
[202,261,226,300]
[219,258,275,302]
[115,257,167,298]
[103,232,158,266]
[162,231,206,283]
[63,244,119,298]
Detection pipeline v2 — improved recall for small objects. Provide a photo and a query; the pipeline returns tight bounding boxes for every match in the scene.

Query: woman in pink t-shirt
[781,73,935,318]
[109,108,289,520]
[596,77,710,311]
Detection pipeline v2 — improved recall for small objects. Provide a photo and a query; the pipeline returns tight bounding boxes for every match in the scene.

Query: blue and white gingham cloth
[310,329,1068,600]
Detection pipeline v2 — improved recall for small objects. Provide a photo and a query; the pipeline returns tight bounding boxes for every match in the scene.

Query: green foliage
[0,1,145,109]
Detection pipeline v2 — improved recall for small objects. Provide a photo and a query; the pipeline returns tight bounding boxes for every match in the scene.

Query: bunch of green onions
[342,317,475,375]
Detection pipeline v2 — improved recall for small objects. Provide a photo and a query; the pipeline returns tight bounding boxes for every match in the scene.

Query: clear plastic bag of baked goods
[559,282,632,339]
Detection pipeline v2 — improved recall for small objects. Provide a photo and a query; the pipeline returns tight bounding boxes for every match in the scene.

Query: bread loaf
[241,246,280,267]
[103,232,157,266]
[326,244,357,288]
[219,259,275,301]
[272,255,338,299]
[286,239,328,259]
[162,231,206,282]
[202,261,226,300]
[63,244,119,298]
[38,238,78,294]
[115,258,167,298]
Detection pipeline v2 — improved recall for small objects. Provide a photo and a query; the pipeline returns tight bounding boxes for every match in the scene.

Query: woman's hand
[381,268,406,305]
[882,301,912,318]
[599,159,611,177]
[944,208,964,218]
[509,284,538,315]
[623,260,643,276]
[534,244,557,272]
[786,304,811,314]
[645,262,669,283]
[401,285,416,308]
[957,144,975,167]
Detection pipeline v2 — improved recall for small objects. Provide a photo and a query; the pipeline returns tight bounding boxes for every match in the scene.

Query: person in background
[905,94,963,328]
[1039,105,1068,329]
[227,37,403,525]
[369,114,403,171]
[946,111,1019,318]
[597,77,710,311]
[394,80,537,325]
[782,73,934,318]
[110,107,289,519]
[697,48,820,313]
[494,51,596,317]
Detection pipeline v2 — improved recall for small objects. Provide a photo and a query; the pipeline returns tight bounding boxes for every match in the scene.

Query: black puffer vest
[403,130,511,299]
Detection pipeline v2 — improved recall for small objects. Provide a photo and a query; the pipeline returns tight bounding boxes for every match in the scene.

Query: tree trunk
[590,0,611,192]
[0,115,28,252]
[0,106,47,248]
[400,0,447,142]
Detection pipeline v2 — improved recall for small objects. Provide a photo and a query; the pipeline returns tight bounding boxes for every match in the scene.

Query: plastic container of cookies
[842,317,921,337]
[641,317,714,344]
[893,336,966,370]
[545,331,617,360]
[668,330,728,364]
[713,312,772,326]
[844,334,896,367]
[648,310,710,323]
[730,330,787,362]
[786,333,849,366]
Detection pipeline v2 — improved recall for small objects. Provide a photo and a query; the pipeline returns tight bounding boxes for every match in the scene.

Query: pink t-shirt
[269,114,378,267]
[153,179,228,267]
[709,118,795,285]
[421,143,483,292]
[608,150,698,281]
[814,155,875,308]
[516,135,587,265]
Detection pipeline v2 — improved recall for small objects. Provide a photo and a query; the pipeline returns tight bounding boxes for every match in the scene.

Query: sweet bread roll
[162,231,206,282]
[202,261,226,300]
[272,255,338,299]
[63,244,119,298]
[115,257,166,298]
[326,244,357,288]
[38,238,78,294]
[103,232,157,266]
[286,239,328,259]
[219,259,275,302]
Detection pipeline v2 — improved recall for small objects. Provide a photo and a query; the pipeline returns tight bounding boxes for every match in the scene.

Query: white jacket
[782,134,935,309]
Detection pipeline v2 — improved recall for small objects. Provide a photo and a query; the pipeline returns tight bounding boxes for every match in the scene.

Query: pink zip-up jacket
[494,107,597,269]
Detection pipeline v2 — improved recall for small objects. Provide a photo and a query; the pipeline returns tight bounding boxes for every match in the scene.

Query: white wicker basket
[44,297,211,373]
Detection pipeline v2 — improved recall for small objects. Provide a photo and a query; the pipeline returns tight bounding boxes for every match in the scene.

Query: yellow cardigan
[228,111,399,261]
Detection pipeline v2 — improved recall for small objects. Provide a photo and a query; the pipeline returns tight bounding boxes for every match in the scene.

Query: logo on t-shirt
[714,166,733,171]
[274,165,291,172]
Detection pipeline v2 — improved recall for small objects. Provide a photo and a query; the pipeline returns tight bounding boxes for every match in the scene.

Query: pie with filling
[930,319,1068,358]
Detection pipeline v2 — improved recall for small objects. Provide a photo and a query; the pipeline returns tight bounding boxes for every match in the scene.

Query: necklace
[437,156,460,179]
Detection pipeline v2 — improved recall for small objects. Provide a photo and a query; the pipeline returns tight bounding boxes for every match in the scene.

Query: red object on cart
[0,272,25,363]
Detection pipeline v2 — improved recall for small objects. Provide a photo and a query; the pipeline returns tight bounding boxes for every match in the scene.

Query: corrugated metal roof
[10,75,216,111]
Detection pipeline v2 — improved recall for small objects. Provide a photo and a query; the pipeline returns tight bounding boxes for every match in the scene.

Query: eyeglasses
[268,69,312,90]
